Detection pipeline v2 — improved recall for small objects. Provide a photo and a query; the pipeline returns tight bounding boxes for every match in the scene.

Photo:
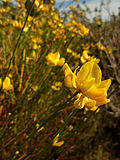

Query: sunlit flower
[63,62,111,110]
[53,134,64,147]
[46,52,65,66]
[0,77,13,91]
[78,23,89,36]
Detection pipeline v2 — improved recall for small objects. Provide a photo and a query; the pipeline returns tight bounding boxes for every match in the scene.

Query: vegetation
[0,0,120,159]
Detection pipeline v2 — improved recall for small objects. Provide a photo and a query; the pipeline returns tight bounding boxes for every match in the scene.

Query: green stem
[34,108,78,159]
[4,0,36,80]
[8,91,78,160]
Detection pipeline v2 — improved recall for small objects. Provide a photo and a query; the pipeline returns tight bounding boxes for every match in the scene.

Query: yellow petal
[3,77,13,91]
[89,106,100,112]
[0,78,2,88]
[74,94,86,109]
[85,99,96,109]
[84,88,107,100]
[89,62,102,88]
[77,62,102,91]
[80,56,86,64]
[96,98,110,106]
[82,50,90,60]
[77,62,91,84]
[98,79,111,90]
[53,141,64,147]
[46,52,60,66]
[79,77,95,92]
[63,63,73,76]
[57,57,65,66]
[63,63,75,88]
[64,75,74,88]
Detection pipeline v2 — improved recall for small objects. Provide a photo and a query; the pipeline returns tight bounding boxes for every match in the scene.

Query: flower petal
[96,98,110,106]
[85,99,96,109]
[98,79,111,90]
[84,88,107,100]
[74,94,86,109]
[77,62,102,90]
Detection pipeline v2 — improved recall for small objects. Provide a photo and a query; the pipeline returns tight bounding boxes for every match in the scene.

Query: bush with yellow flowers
[0,0,120,159]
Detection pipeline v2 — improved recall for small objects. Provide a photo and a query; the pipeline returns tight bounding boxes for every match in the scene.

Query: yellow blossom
[46,52,65,66]
[0,77,13,91]
[53,134,64,147]
[32,50,37,59]
[52,81,62,91]
[78,23,89,36]
[67,48,72,53]
[96,42,106,51]
[63,62,111,110]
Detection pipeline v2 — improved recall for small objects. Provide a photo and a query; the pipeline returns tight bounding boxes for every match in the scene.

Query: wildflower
[32,50,37,59]
[80,50,90,63]
[80,50,100,64]
[78,23,89,36]
[72,52,80,59]
[0,77,13,91]
[52,81,62,91]
[96,42,106,51]
[63,62,111,110]
[46,52,65,66]
[53,134,64,147]
[67,48,72,53]
[33,43,40,50]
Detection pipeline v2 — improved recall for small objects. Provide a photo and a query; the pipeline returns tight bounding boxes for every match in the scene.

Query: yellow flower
[78,23,89,36]
[0,77,13,91]
[67,48,72,53]
[53,134,64,147]
[52,81,62,91]
[96,42,106,51]
[80,50,90,63]
[32,50,37,59]
[63,62,111,110]
[46,52,65,66]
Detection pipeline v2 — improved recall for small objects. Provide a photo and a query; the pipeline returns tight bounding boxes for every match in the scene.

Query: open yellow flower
[46,52,65,66]
[63,62,111,110]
